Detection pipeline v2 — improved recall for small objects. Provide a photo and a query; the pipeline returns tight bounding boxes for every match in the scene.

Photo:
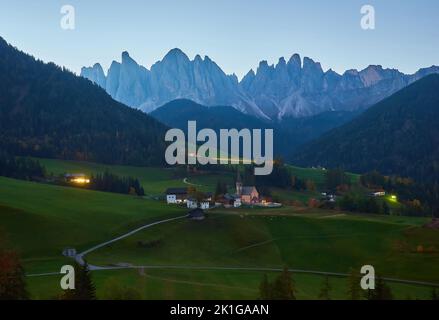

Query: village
[165,171,282,220]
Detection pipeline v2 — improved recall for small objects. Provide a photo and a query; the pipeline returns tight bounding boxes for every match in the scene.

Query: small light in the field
[72,178,90,184]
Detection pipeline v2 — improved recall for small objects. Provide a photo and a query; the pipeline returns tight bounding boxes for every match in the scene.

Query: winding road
[75,215,187,270]
[182,177,202,187]
[27,213,439,288]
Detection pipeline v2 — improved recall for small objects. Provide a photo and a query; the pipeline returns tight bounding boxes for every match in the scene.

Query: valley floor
[0,159,438,300]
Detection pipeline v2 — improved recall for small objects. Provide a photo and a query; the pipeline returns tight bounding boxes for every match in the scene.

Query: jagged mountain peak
[163,48,190,62]
[277,57,287,66]
[288,53,301,66]
[81,49,439,120]
[194,54,203,62]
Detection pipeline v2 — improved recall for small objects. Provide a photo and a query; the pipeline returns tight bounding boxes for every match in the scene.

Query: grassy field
[1,158,437,300]
[38,158,187,195]
[0,176,185,272]
[38,158,236,195]
[287,165,360,187]
[26,268,435,300]
[86,211,438,284]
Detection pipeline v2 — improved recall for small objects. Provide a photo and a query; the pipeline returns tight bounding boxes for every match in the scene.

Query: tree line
[89,171,145,196]
[258,266,430,300]
[0,150,45,181]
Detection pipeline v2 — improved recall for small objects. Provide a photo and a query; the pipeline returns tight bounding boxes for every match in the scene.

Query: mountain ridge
[150,99,359,159]
[82,50,439,120]
[291,74,439,181]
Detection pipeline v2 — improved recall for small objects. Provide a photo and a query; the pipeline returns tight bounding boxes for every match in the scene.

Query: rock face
[81,50,439,120]
[80,63,106,89]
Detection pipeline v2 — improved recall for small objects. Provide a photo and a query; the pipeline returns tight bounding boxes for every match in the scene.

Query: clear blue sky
[0,0,438,78]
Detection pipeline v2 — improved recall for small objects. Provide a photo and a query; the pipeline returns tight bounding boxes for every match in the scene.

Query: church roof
[241,186,257,196]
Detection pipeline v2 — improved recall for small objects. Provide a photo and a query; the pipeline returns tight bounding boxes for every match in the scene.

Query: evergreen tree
[214,180,227,199]
[271,267,296,300]
[431,289,439,300]
[346,268,361,300]
[367,275,393,300]
[259,274,272,300]
[318,276,331,300]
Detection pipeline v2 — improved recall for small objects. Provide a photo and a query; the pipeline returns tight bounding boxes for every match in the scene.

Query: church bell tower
[236,170,243,196]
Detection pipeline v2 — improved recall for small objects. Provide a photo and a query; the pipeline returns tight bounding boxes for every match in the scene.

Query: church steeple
[236,170,243,196]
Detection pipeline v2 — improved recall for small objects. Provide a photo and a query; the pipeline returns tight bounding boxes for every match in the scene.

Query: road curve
[27,214,439,288]
[182,178,202,187]
[75,215,187,269]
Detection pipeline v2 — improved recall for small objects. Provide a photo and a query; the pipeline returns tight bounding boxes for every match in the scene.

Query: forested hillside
[0,37,168,166]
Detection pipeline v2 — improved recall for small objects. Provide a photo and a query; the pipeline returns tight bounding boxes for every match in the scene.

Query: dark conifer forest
[0,37,168,166]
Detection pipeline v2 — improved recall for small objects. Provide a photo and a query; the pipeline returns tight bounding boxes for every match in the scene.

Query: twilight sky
[0,0,438,79]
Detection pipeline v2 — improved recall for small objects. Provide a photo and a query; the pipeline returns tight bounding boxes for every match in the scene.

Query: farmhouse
[224,194,242,208]
[166,187,212,209]
[166,187,188,204]
[187,193,212,209]
[371,190,386,197]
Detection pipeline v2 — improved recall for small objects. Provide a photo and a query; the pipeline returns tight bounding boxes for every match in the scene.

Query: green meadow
[0,176,185,271]
[86,212,438,284]
[26,268,434,300]
[38,158,187,195]
[0,158,437,300]
[287,165,360,187]
[38,158,236,194]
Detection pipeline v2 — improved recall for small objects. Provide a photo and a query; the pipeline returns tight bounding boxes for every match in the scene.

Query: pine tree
[431,289,439,300]
[271,266,296,300]
[367,275,393,300]
[318,276,331,300]
[61,261,96,300]
[346,268,361,300]
[259,274,272,300]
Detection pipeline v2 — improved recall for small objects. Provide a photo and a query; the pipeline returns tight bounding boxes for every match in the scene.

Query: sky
[0,0,438,79]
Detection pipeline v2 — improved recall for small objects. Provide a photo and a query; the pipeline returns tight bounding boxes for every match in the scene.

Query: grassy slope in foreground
[26,268,434,300]
[87,211,438,283]
[0,176,185,264]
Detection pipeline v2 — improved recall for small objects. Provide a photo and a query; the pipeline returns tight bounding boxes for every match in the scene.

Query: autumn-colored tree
[187,185,196,196]
[308,198,320,208]
[0,235,28,300]
[305,180,316,192]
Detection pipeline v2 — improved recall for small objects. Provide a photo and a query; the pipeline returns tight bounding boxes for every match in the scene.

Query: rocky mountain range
[81,50,439,120]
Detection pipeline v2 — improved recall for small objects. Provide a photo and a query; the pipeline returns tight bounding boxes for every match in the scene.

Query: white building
[166,188,188,204]
[200,201,210,210]
[371,191,386,197]
[187,198,198,209]
[187,198,211,209]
